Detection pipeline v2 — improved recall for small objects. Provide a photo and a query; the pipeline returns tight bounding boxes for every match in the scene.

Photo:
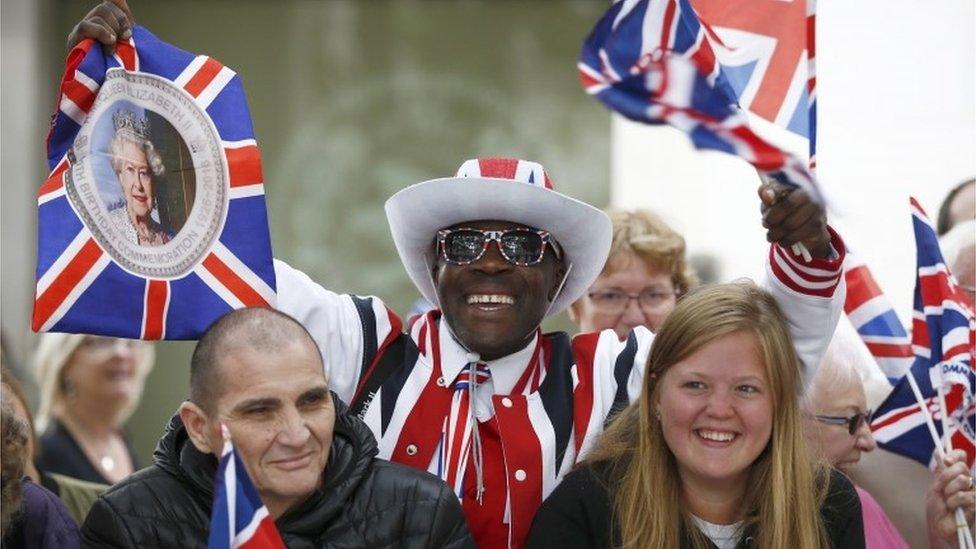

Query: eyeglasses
[436,228,561,266]
[80,336,143,351]
[586,289,678,315]
[812,410,873,435]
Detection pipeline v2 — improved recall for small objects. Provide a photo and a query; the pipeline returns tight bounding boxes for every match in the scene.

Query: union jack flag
[690,0,817,160]
[208,429,286,549]
[870,199,976,468]
[34,26,275,340]
[579,0,821,200]
[843,252,914,381]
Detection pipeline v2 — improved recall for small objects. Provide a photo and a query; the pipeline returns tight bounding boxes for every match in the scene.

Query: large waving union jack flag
[579,0,821,201]
[690,0,816,156]
[871,199,976,468]
[34,26,275,340]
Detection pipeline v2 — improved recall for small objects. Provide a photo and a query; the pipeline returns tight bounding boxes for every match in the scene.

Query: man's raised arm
[757,182,846,389]
[274,259,402,404]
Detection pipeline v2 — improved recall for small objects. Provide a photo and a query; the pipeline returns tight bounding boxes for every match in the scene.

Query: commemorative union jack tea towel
[34,26,276,340]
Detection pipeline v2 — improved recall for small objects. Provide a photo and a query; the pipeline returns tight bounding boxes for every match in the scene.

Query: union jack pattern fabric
[273,229,846,547]
[578,0,821,200]
[440,362,492,498]
[690,0,817,162]
[35,26,275,340]
[871,199,976,468]
[843,251,914,381]
[208,431,286,549]
[455,158,554,189]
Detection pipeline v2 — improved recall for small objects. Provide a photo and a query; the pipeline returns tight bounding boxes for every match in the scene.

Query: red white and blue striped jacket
[274,231,846,547]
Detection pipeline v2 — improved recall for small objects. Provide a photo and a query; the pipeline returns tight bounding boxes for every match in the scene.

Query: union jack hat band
[385,157,612,318]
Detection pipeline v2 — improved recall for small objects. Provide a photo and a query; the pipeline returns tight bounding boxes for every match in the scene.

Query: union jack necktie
[440,361,492,502]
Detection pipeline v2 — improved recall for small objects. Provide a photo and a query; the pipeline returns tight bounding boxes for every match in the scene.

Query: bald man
[81,308,474,548]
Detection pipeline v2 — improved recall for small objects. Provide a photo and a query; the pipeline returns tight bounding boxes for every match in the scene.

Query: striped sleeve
[272,259,401,403]
[767,227,845,297]
[762,227,847,390]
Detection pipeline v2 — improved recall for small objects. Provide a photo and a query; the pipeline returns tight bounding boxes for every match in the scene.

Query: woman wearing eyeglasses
[34,333,154,485]
[803,328,975,549]
[569,209,697,339]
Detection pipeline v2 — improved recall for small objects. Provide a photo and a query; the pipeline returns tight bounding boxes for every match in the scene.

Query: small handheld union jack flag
[843,251,914,382]
[34,25,275,340]
[871,199,976,469]
[208,426,286,549]
[578,0,821,203]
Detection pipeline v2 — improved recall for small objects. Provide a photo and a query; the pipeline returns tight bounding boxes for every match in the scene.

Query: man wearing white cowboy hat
[274,157,847,547]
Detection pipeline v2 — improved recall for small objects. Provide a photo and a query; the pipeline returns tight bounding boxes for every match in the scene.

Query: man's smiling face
[433,220,565,360]
[205,340,334,516]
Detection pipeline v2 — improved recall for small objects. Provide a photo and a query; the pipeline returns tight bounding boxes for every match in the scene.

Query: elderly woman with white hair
[34,333,154,485]
[803,326,975,548]
[940,219,976,307]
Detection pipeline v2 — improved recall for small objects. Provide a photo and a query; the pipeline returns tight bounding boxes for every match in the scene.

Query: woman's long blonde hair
[585,281,828,548]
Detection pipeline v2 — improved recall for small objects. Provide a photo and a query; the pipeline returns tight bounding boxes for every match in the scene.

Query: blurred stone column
[1,0,47,397]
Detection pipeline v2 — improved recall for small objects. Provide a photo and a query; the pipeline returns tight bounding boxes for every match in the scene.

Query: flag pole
[936,371,976,549]
[907,371,975,548]
[792,243,812,263]
[906,372,946,458]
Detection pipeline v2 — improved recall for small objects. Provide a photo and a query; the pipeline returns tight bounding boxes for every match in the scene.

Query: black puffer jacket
[80,397,474,548]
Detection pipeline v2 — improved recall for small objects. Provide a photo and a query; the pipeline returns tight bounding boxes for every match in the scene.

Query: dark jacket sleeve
[426,480,476,549]
[823,469,865,549]
[15,481,82,549]
[80,497,135,549]
[527,466,612,549]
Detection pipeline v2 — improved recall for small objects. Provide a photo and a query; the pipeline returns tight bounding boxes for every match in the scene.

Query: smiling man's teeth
[467,294,515,305]
[697,430,736,442]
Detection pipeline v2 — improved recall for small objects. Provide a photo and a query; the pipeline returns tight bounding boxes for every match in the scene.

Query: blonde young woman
[528,282,864,548]
[34,333,154,485]
[569,209,698,339]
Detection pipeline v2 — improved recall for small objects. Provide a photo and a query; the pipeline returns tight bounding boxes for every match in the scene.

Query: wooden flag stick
[791,242,812,262]
[936,379,976,549]
[907,373,975,548]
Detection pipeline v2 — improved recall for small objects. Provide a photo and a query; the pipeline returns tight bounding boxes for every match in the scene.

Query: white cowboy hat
[385,157,612,318]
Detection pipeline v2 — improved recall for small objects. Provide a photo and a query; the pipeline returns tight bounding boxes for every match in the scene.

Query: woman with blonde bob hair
[34,333,154,485]
[570,209,698,339]
[529,282,864,548]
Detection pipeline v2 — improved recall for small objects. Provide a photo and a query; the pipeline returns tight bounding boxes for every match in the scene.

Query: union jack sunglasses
[436,228,562,266]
